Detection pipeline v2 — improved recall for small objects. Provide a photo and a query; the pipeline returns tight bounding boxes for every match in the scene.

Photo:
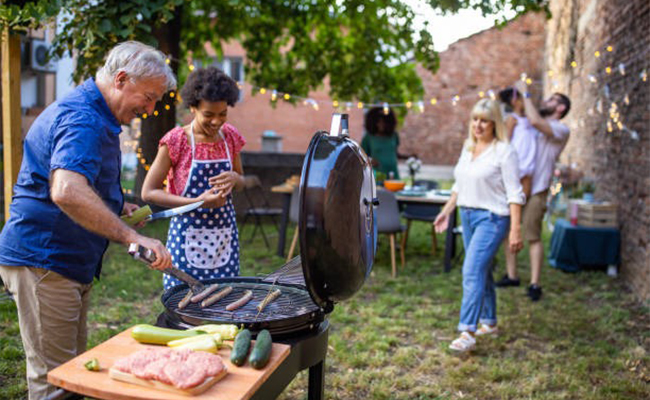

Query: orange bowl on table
[383,180,406,192]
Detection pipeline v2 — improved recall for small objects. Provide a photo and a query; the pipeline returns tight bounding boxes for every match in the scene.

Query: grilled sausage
[225,290,253,311]
[190,284,219,303]
[177,290,193,310]
[256,289,282,312]
[201,286,233,308]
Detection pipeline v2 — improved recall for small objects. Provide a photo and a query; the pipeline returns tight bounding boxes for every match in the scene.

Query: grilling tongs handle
[127,243,205,294]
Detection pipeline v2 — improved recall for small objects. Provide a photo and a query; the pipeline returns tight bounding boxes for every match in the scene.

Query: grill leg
[307,360,325,400]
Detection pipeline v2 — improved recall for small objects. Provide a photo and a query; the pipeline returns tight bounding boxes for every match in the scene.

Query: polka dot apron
[163,125,240,290]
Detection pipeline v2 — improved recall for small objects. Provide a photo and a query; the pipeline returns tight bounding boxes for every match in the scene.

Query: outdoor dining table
[549,218,620,272]
[394,190,457,272]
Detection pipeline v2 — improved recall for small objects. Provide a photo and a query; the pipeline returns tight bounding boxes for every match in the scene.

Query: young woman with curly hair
[142,67,246,289]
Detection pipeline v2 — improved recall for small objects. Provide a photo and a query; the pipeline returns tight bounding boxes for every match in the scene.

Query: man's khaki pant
[0,266,92,400]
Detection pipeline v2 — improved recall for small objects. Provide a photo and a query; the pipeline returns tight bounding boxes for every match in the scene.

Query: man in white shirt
[496,81,571,301]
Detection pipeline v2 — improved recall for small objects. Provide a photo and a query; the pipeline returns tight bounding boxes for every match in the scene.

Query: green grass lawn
[1,219,649,399]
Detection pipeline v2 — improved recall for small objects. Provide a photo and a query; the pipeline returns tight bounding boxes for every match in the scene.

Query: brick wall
[545,0,650,301]
[400,12,547,164]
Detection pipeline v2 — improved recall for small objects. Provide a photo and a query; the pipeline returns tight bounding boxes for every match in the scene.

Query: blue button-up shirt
[0,79,124,284]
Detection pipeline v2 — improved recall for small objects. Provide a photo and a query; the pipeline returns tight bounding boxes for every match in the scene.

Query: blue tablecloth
[548,218,620,272]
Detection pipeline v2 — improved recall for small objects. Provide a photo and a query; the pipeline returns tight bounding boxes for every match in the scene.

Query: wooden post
[1,28,22,221]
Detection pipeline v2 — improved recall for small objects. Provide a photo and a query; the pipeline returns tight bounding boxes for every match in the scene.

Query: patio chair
[286,186,301,261]
[239,175,283,249]
[402,180,440,255]
[376,187,406,278]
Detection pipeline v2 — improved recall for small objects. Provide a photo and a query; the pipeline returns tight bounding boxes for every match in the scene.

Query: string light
[605,66,612,74]
[606,45,613,52]
[259,88,267,94]
[416,101,424,113]
[357,102,364,109]
[618,63,626,75]
[382,102,390,115]
[594,51,601,58]
[271,90,278,101]
[332,100,339,108]
[405,101,413,109]
[571,61,578,68]
[283,93,291,100]
[430,98,438,105]
[478,91,485,98]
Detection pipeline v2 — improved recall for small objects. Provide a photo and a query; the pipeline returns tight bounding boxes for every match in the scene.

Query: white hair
[96,41,177,91]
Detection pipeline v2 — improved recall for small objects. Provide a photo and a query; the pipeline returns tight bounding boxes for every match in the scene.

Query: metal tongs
[128,243,205,294]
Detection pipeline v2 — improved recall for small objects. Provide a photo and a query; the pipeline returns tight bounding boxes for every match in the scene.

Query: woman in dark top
[361,107,410,180]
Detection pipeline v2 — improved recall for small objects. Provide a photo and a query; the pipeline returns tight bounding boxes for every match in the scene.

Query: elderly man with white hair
[0,41,176,399]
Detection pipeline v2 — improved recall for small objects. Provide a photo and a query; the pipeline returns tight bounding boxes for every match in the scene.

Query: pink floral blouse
[159,123,246,195]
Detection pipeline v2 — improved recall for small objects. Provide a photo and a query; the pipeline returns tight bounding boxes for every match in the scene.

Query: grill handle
[127,243,205,294]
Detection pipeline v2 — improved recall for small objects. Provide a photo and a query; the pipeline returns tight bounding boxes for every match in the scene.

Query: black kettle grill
[158,113,378,400]
[159,113,377,337]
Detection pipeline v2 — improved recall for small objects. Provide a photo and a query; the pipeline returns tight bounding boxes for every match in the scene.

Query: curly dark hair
[180,66,240,108]
[364,107,397,136]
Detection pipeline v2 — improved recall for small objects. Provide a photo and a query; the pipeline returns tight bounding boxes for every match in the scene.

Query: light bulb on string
[142,113,148,119]
[606,45,613,52]
[416,101,424,113]
[623,94,630,105]
[452,95,460,106]
[607,121,613,133]
[405,101,412,109]
[605,66,612,74]
[525,78,532,85]
[153,110,159,116]
[520,72,527,81]
[283,93,291,100]
[618,63,626,75]
[641,69,647,82]
[571,61,578,68]
[271,90,278,101]
[430,98,438,105]
[594,51,601,58]
[165,104,171,110]
[547,70,554,77]
[487,89,496,100]
[189,64,195,71]
[357,102,364,109]
[345,102,353,111]
[588,75,598,83]
[169,92,175,98]
[259,88,267,94]
[382,103,389,115]
[165,58,171,65]
[332,100,339,108]
[478,91,485,98]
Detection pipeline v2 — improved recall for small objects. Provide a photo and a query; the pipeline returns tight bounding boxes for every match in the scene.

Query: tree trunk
[133,9,182,204]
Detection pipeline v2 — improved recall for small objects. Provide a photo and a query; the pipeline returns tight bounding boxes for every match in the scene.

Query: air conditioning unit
[30,39,56,73]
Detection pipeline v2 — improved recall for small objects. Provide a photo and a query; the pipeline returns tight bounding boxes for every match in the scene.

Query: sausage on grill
[190,284,219,303]
[201,286,233,308]
[225,290,253,311]
[177,291,193,310]
[256,289,282,312]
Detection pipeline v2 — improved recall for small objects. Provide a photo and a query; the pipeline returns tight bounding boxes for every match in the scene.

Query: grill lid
[299,114,377,311]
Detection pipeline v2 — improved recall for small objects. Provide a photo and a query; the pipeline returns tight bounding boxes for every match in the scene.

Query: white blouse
[451,140,526,216]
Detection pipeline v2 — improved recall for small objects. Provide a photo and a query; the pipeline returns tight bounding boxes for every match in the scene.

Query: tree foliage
[2,0,548,104]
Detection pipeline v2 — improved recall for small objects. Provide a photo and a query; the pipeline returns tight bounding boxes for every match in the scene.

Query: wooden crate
[567,200,618,228]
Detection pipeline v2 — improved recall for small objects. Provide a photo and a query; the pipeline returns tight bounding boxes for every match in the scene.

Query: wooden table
[395,190,458,272]
[47,328,291,400]
[271,183,296,257]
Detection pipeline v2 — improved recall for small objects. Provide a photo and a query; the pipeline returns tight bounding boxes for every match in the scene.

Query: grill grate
[169,281,318,322]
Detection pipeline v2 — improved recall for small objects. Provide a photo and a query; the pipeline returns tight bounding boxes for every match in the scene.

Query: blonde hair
[465,98,506,149]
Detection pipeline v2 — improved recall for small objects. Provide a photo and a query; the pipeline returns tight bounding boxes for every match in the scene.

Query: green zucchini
[249,329,272,369]
[131,324,205,345]
[230,329,252,366]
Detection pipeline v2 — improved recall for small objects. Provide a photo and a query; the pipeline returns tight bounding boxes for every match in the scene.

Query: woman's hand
[197,187,228,209]
[508,227,523,254]
[433,212,449,233]
[208,171,241,197]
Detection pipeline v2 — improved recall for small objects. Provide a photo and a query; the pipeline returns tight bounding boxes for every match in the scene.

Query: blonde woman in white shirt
[434,98,525,352]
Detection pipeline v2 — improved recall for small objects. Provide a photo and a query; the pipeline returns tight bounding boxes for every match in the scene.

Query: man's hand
[135,236,172,270]
[514,80,528,94]
[121,202,146,229]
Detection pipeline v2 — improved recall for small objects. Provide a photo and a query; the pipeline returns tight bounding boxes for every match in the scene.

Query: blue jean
[458,207,510,332]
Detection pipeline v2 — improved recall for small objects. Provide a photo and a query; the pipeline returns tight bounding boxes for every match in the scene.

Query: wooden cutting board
[47,327,291,400]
